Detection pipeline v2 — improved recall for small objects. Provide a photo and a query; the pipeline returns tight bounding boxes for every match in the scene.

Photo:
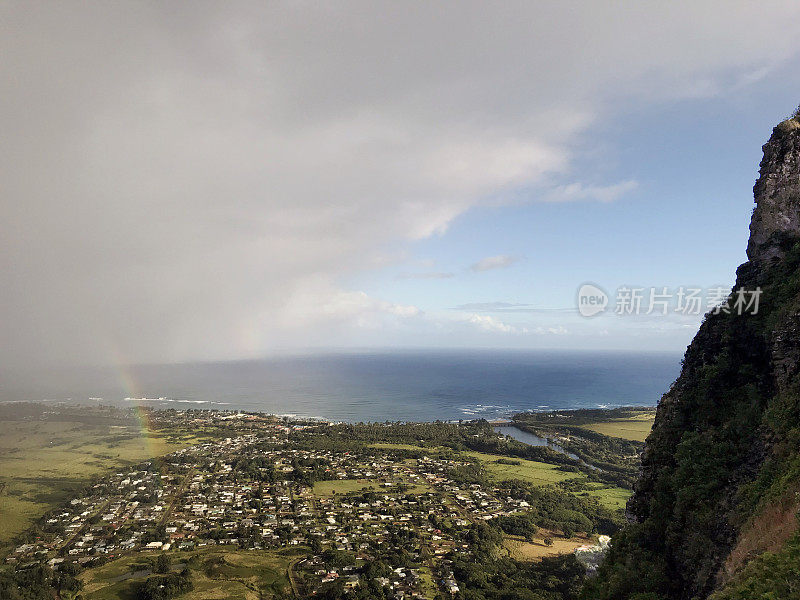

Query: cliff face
[748,118,800,263]
[585,116,800,600]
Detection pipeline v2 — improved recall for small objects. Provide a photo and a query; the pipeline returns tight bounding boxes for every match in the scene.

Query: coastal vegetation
[511,407,655,488]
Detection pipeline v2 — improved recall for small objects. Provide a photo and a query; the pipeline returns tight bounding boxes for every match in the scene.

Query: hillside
[585,113,800,599]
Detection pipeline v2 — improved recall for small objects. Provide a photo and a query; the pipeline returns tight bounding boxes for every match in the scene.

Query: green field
[513,407,656,442]
[464,451,631,510]
[79,548,295,600]
[369,442,436,451]
[581,413,656,442]
[0,420,204,547]
[417,566,438,599]
[464,451,582,486]
[369,443,630,510]
[312,479,377,496]
[581,483,632,510]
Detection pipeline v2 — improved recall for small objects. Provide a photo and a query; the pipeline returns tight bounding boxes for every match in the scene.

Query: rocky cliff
[584,114,800,600]
[748,117,800,263]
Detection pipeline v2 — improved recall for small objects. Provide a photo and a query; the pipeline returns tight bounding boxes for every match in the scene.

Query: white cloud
[546,180,639,203]
[460,314,568,336]
[464,314,518,334]
[320,291,419,320]
[454,302,530,311]
[535,325,569,335]
[471,255,519,272]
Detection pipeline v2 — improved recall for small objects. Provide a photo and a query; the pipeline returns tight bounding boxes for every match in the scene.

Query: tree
[154,553,171,574]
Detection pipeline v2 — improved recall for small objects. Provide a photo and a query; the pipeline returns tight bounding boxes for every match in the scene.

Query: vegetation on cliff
[585,115,800,600]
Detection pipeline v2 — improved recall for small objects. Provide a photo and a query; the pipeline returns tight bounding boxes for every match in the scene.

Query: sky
[2,1,800,368]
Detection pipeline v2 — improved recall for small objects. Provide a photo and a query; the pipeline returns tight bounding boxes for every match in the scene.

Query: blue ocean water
[1,350,681,422]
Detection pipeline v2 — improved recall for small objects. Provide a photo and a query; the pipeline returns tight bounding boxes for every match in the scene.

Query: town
[4,410,624,599]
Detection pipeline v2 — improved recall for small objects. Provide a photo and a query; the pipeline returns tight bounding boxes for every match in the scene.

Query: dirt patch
[720,483,800,585]
[502,531,592,561]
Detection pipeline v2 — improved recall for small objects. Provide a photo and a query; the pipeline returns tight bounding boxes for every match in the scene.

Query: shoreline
[0,398,658,426]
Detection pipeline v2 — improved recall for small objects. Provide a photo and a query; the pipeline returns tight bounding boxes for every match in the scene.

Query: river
[494,424,597,468]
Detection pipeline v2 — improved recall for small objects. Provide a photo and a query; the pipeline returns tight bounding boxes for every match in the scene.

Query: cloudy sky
[3,1,800,368]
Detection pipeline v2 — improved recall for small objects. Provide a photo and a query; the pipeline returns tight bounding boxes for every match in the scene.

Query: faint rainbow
[107,342,162,461]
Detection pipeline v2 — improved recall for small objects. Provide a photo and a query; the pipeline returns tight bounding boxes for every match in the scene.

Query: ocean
[0,350,682,422]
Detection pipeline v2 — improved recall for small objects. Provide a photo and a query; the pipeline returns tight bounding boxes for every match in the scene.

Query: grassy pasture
[370,442,580,486]
[502,532,593,561]
[580,413,656,442]
[313,478,431,498]
[368,443,630,510]
[369,442,433,451]
[79,548,295,600]
[465,451,631,510]
[417,566,438,599]
[312,479,377,496]
[580,483,632,510]
[464,451,581,486]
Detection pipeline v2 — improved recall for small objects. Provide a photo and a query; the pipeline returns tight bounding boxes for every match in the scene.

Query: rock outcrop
[585,112,800,600]
[747,117,800,263]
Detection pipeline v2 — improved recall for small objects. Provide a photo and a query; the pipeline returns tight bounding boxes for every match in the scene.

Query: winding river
[493,424,600,470]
